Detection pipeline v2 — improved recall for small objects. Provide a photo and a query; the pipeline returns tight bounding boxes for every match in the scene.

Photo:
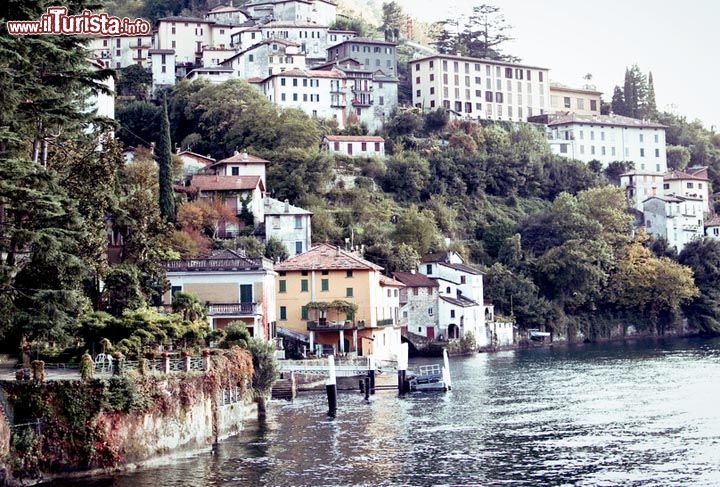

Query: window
[655,134,659,143]
[249,54,254,62]
[301,306,308,320]
[639,133,644,142]
[346,270,353,278]
[655,148,660,157]
[375,142,380,151]
[577,98,585,110]
[279,280,286,293]
[321,279,329,292]
[505,67,512,78]
[279,306,287,320]
[301,271,308,276]
[446,286,451,294]
[564,97,571,108]
[231,166,239,176]
[413,288,418,296]
[460,276,466,284]
[301,279,309,292]
[346,287,354,297]
[426,264,432,274]
[294,216,303,229]
[273,216,281,229]
[640,148,645,157]
[428,307,433,316]
[590,100,597,111]
[560,144,568,154]
[688,182,694,189]
[361,142,367,151]
[450,310,455,318]
[295,241,303,254]
[171,285,182,297]
[495,92,503,103]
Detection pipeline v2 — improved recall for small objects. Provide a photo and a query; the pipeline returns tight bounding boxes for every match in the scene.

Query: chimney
[284,199,290,212]
[410,269,416,274]
[242,151,248,161]
[233,150,239,156]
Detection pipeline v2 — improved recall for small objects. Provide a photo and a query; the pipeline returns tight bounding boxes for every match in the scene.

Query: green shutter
[301,306,308,320]
[321,279,329,291]
[301,279,309,292]
[346,287,353,297]
[279,280,286,293]
[280,306,287,320]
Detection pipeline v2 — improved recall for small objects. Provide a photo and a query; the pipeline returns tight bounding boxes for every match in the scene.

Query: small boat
[528,329,551,341]
[408,364,447,392]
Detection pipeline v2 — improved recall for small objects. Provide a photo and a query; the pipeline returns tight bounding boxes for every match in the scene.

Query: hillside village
[80,0,720,361]
[4,0,720,373]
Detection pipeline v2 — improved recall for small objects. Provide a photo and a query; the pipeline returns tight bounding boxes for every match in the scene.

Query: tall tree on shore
[610,86,625,115]
[157,96,176,223]
[643,71,657,118]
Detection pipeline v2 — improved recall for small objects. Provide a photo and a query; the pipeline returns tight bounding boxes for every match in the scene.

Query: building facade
[409,54,550,122]
[261,197,313,256]
[643,195,705,252]
[274,243,401,360]
[663,168,712,214]
[89,35,153,69]
[161,249,277,338]
[538,113,668,169]
[243,0,337,25]
[326,37,397,76]
[322,135,385,157]
[221,39,306,79]
[549,83,602,116]
[260,21,330,62]
[393,271,439,339]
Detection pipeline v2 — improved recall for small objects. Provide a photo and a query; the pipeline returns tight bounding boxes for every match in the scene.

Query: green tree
[116,64,152,100]
[265,237,290,262]
[116,101,162,148]
[157,96,176,222]
[644,71,657,118]
[678,239,720,334]
[610,86,626,115]
[380,2,405,41]
[104,263,146,316]
[393,205,441,255]
[666,145,691,170]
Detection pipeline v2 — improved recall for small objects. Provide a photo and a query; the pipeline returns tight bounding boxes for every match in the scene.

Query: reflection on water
[49,338,720,486]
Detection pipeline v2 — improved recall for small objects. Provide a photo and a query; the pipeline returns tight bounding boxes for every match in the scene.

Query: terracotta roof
[189,174,263,191]
[546,113,667,129]
[705,214,720,227]
[663,169,709,182]
[421,251,451,263]
[178,150,216,164]
[218,151,270,164]
[275,243,382,272]
[380,275,405,287]
[324,135,384,143]
[392,272,438,288]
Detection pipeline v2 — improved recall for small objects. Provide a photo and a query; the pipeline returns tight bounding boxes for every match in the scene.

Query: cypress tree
[611,86,625,115]
[157,96,176,223]
[645,71,657,118]
[623,68,635,117]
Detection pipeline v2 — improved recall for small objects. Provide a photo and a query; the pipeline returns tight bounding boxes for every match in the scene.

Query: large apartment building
[326,37,397,76]
[89,35,153,69]
[243,0,338,25]
[409,54,550,122]
[536,113,668,169]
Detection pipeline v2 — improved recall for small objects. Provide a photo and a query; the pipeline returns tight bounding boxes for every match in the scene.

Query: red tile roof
[218,151,270,164]
[392,272,438,288]
[275,243,383,271]
[189,174,264,192]
[706,214,720,227]
[324,135,385,143]
[178,150,215,164]
[663,169,709,182]
[379,275,405,287]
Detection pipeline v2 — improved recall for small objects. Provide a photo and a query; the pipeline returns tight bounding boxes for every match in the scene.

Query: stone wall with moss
[0,348,253,483]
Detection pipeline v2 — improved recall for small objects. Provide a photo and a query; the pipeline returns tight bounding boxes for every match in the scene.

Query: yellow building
[549,83,602,116]
[275,243,402,360]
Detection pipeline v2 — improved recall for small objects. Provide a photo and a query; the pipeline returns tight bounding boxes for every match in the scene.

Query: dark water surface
[54,338,720,486]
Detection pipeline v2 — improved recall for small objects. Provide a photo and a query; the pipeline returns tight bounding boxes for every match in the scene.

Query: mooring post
[364,377,370,401]
[397,342,408,395]
[359,378,365,394]
[368,355,376,395]
[326,355,338,418]
[442,348,452,391]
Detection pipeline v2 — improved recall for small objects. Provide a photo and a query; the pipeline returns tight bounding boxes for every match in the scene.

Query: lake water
[52,338,720,486]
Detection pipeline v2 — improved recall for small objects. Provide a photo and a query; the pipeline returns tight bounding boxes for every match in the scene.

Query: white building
[257,68,347,126]
[230,26,262,50]
[221,39,306,79]
[89,35,152,69]
[393,271,440,339]
[378,275,404,327]
[148,49,176,90]
[260,21,330,62]
[542,113,668,169]
[154,17,237,66]
[243,0,338,25]
[261,197,313,256]
[322,135,385,157]
[663,168,712,214]
[643,195,705,252]
[202,46,237,67]
[186,66,235,83]
[162,249,277,338]
[176,150,215,177]
[201,151,270,187]
[620,171,664,212]
[205,4,249,25]
[705,214,720,240]
[409,53,550,121]
[419,251,487,346]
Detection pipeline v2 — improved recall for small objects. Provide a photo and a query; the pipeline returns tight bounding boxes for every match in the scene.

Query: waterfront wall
[0,348,256,484]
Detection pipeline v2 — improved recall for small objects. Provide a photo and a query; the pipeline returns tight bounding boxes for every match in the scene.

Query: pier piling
[326,355,337,417]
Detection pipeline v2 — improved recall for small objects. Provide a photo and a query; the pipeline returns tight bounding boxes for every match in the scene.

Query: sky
[396,0,720,129]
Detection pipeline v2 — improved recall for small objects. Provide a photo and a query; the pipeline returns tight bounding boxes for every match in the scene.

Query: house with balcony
[663,168,712,214]
[274,243,402,360]
[419,251,487,346]
[161,249,277,339]
[643,195,705,253]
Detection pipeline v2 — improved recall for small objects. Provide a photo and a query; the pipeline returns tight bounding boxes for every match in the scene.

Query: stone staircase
[270,373,296,401]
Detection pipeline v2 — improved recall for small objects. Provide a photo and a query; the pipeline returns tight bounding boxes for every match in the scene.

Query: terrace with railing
[161,257,271,272]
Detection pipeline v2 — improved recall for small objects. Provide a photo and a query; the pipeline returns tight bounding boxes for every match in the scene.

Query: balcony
[351,86,373,94]
[307,319,366,331]
[161,258,266,272]
[352,98,372,107]
[207,302,258,316]
[376,318,395,327]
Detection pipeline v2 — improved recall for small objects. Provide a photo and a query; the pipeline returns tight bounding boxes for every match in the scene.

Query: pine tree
[611,86,626,115]
[157,96,176,223]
